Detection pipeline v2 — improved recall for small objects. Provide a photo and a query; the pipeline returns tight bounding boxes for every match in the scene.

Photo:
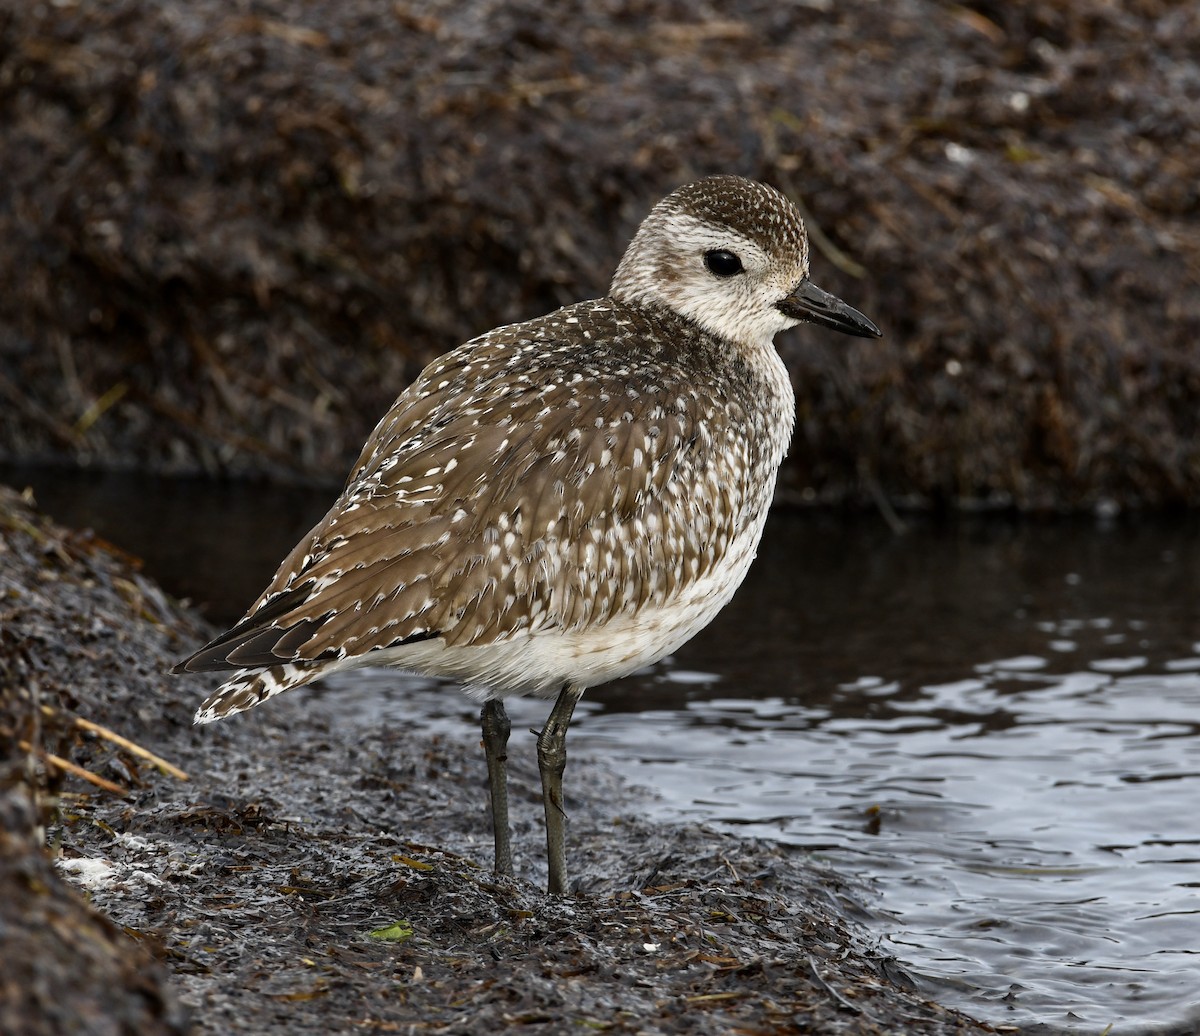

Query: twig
[18,739,128,796]
[758,119,871,279]
[40,706,190,781]
[788,189,869,279]
[859,459,908,535]
[807,955,862,1014]
[720,853,741,883]
[74,381,129,436]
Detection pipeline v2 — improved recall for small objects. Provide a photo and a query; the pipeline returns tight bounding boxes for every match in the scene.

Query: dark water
[7,464,1200,1034]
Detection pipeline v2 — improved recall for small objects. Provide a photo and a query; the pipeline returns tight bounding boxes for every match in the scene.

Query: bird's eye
[704,249,744,278]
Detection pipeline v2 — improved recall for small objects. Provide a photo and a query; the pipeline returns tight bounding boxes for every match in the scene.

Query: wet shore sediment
[0,485,996,1032]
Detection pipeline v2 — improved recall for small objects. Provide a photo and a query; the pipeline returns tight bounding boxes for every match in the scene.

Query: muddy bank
[0,485,996,1032]
[1,0,1197,511]
[0,486,193,1036]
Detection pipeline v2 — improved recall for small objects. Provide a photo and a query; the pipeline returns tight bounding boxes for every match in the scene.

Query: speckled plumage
[174,175,880,891]
[183,298,788,713]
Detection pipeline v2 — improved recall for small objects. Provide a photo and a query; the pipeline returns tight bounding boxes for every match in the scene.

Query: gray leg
[480,698,513,877]
[536,684,583,895]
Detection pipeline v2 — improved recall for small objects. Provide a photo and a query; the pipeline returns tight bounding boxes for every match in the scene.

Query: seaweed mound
[0,487,191,1035]
[1,0,1197,509]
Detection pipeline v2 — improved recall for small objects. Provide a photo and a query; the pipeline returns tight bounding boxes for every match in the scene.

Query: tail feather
[171,582,316,675]
[193,662,323,725]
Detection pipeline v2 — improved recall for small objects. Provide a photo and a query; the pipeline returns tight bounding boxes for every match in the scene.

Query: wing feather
[175,301,760,674]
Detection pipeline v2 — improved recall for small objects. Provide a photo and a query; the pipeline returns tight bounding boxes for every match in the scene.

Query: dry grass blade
[808,955,865,1016]
[40,705,190,781]
[18,738,128,796]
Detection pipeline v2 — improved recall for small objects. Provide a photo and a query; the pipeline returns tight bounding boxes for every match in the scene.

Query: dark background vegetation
[1,0,1196,510]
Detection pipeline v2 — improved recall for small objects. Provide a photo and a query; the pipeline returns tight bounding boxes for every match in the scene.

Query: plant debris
[0,488,996,1032]
[0,485,194,1036]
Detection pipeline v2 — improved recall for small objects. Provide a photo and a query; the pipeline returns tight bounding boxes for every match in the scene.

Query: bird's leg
[480,698,513,877]
[536,684,583,895]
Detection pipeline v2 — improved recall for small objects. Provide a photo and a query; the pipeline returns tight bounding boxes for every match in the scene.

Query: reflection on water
[5,465,1200,1034]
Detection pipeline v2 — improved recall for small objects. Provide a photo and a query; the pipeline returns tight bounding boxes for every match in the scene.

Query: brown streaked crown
[659,175,809,267]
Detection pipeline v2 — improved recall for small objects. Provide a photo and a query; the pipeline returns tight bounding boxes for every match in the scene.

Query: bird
[173,174,881,894]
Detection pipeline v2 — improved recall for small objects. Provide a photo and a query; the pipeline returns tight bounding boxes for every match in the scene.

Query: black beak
[777,278,882,338]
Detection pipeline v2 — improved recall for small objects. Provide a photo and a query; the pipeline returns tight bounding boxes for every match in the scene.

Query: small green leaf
[368,921,414,943]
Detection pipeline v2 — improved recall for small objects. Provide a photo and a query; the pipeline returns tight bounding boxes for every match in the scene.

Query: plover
[174,175,880,893]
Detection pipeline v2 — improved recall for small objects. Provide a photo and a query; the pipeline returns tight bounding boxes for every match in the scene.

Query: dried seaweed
[0,486,192,1035]
[0,485,992,1033]
[0,0,1196,511]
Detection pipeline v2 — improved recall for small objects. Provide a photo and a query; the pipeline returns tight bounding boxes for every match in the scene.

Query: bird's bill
[777,278,882,338]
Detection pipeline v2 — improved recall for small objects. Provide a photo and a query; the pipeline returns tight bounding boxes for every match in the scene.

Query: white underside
[194,492,778,727]
[323,507,769,701]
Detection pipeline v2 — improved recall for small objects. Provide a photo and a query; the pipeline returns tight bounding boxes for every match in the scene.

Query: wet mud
[1,1,1197,511]
[0,485,997,1032]
[0,485,195,1036]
